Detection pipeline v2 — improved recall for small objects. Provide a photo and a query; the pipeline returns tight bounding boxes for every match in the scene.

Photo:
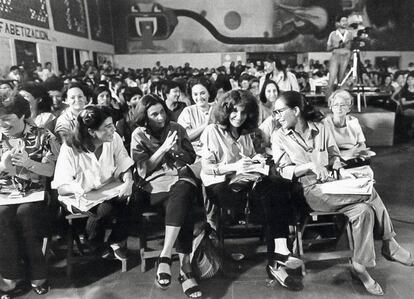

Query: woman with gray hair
[324,89,367,160]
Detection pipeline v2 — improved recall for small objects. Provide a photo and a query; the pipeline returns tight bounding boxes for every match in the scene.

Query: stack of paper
[319,177,373,195]
[0,190,45,205]
[59,181,123,212]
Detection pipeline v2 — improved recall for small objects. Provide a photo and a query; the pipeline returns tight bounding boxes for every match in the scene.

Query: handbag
[191,227,222,279]
[228,172,263,193]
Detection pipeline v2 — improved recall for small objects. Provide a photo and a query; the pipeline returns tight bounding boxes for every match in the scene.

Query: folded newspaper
[59,181,123,212]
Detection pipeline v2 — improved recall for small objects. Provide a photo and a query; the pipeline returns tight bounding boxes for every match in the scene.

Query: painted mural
[111,0,414,54]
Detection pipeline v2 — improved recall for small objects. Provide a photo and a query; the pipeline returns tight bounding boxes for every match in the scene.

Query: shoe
[350,267,383,296]
[266,263,303,291]
[1,280,29,298]
[272,252,303,269]
[382,243,414,266]
[178,271,202,298]
[154,256,172,290]
[101,246,113,259]
[113,247,127,261]
[31,281,50,295]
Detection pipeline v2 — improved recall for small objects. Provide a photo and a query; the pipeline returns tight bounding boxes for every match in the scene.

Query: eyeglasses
[331,104,349,109]
[272,107,291,117]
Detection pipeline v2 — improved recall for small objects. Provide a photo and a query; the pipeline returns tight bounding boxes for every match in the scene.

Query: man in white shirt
[326,14,353,97]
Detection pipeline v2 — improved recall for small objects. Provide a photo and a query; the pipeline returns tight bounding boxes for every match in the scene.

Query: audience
[0,54,412,297]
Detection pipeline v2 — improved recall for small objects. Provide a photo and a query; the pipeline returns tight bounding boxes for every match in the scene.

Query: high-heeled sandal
[178,271,202,299]
[350,266,384,296]
[31,281,50,295]
[155,256,172,290]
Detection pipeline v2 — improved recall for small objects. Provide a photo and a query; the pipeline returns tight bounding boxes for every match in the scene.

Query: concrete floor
[14,140,414,299]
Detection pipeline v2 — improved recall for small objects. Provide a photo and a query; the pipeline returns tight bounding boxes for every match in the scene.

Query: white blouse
[177,104,211,155]
[52,132,134,209]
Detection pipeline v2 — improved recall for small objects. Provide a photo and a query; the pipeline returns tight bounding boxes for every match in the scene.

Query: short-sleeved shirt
[177,104,212,155]
[259,72,300,93]
[51,132,134,209]
[324,114,366,152]
[0,122,59,193]
[54,108,77,141]
[200,124,255,186]
[327,29,352,54]
[168,101,187,122]
[259,115,280,149]
[130,121,196,193]
[271,121,340,187]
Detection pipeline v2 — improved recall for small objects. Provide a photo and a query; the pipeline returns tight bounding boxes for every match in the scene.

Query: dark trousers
[134,180,198,254]
[72,198,129,249]
[205,176,293,261]
[0,202,47,280]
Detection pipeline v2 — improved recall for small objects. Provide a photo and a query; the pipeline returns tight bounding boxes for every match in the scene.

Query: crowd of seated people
[0,57,413,299]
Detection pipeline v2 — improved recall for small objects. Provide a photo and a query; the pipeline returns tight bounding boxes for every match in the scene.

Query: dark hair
[62,82,91,101]
[186,76,217,103]
[277,91,324,122]
[9,66,18,72]
[134,93,170,127]
[264,54,287,81]
[259,79,280,104]
[43,77,63,92]
[0,91,31,119]
[92,85,111,104]
[211,90,258,134]
[123,87,143,102]
[335,14,348,23]
[67,105,113,153]
[214,74,232,92]
[18,82,53,114]
[159,80,180,99]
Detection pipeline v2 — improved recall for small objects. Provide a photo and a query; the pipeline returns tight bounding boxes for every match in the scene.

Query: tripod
[339,49,366,112]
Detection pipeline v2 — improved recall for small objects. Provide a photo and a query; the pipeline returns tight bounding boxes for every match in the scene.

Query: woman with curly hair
[200,90,303,291]
[177,76,217,156]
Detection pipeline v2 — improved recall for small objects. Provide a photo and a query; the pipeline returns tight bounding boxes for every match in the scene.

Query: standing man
[326,14,353,99]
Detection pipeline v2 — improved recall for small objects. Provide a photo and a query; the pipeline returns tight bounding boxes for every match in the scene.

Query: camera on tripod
[348,14,370,50]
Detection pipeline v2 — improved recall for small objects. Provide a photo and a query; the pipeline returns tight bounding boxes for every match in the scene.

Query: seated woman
[0,92,59,297]
[159,80,187,122]
[92,85,126,123]
[271,91,413,296]
[257,79,280,126]
[18,82,56,130]
[130,94,201,299]
[324,90,369,161]
[200,90,303,291]
[52,105,134,260]
[54,83,89,143]
[177,76,216,156]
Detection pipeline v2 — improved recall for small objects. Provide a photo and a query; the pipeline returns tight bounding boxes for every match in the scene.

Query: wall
[0,0,114,76]
[114,52,245,69]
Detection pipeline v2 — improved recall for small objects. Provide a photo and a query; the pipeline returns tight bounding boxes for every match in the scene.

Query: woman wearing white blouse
[52,105,134,261]
[324,90,367,160]
[178,77,216,156]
